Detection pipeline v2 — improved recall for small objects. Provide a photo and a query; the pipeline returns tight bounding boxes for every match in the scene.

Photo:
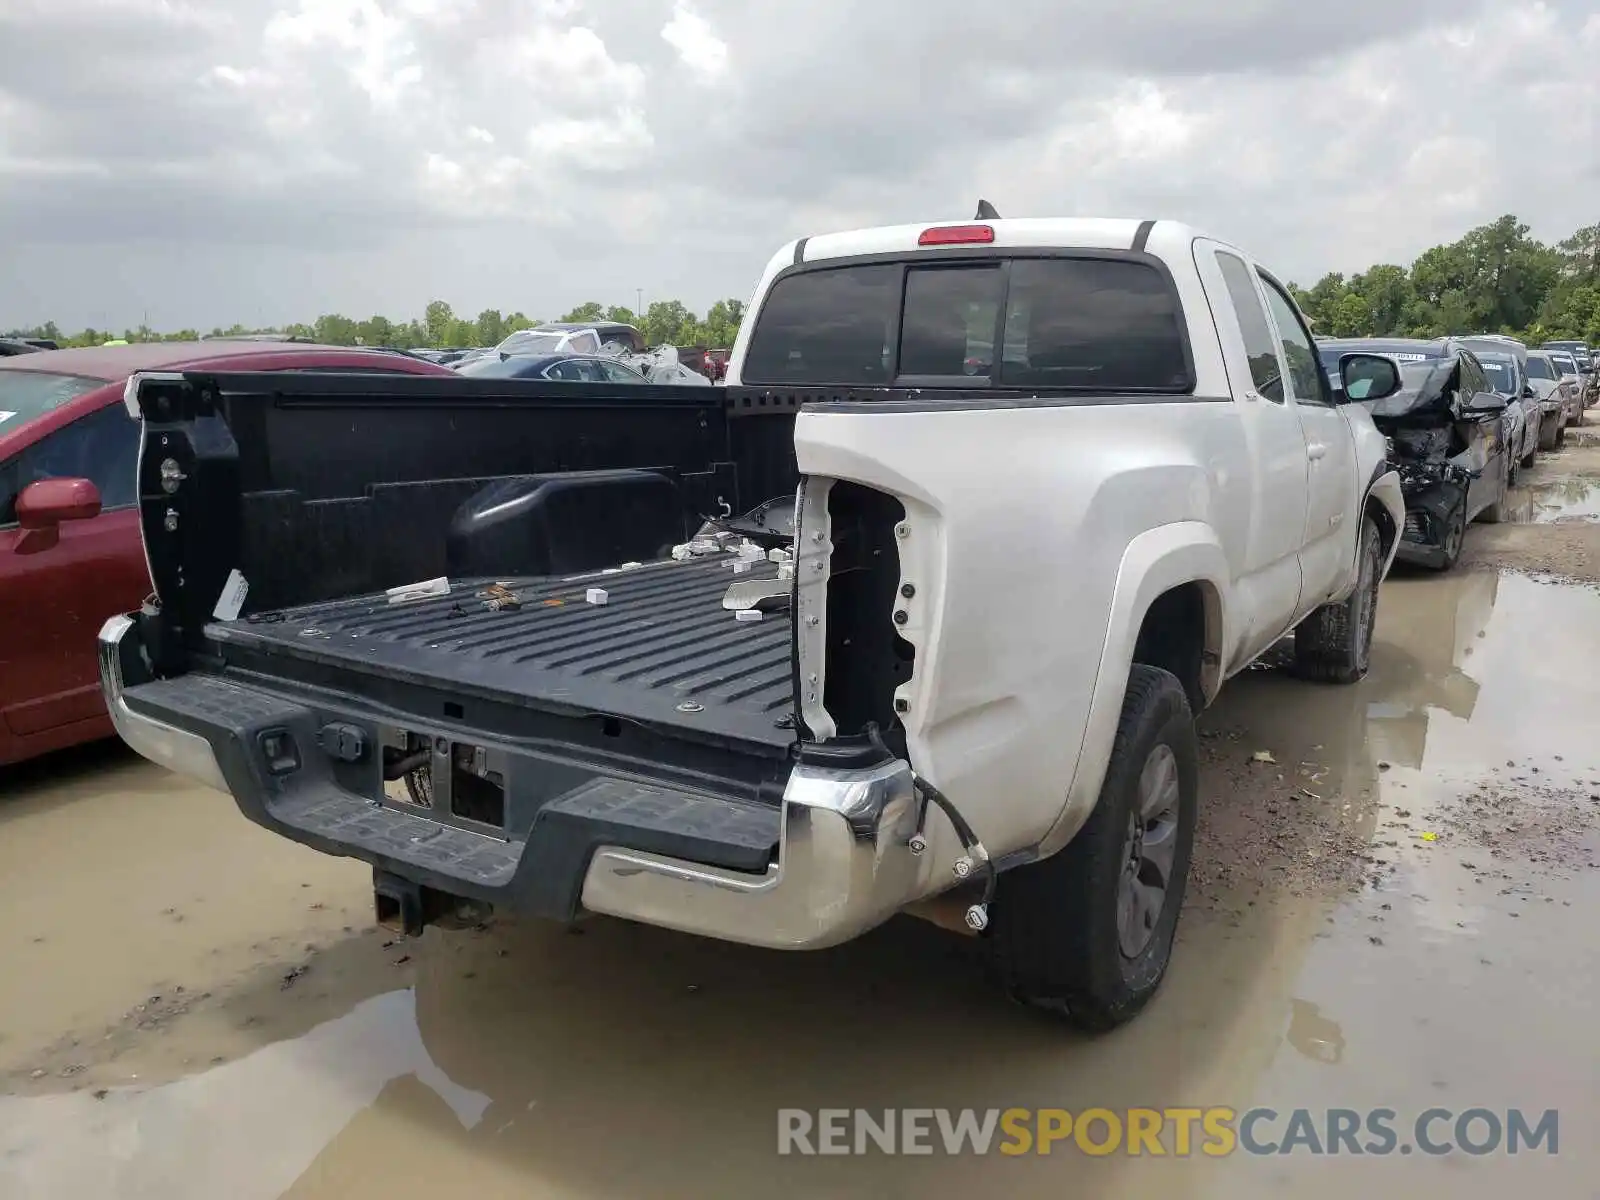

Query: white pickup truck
[99,213,1403,1031]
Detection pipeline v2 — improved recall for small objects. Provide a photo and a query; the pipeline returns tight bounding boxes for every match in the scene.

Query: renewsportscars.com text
[776,1107,1559,1157]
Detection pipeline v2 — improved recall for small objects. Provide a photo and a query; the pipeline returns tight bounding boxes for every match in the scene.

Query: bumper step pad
[534,778,781,874]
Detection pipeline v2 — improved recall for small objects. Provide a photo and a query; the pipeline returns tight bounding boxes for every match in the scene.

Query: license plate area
[378,726,508,838]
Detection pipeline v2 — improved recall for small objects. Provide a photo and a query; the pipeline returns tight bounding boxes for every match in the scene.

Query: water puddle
[4,575,1599,1199]
[1506,473,1600,523]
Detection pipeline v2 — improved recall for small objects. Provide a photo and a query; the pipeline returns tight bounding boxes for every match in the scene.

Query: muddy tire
[1294,515,1381,684]
[1556,421,1567,449]
[987,665,1197,1033]
[1522,440,1537,470]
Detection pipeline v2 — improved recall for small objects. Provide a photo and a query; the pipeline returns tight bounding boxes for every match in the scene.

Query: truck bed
[207,554,797,753]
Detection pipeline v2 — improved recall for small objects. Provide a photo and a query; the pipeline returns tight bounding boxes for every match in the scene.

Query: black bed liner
[207,554,797,752]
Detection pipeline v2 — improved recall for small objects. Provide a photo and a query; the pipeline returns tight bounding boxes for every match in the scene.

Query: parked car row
[420,322,732,385]
[1314,332,1593,572]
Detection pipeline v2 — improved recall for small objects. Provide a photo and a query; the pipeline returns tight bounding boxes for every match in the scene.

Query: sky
[1,0,1597,332]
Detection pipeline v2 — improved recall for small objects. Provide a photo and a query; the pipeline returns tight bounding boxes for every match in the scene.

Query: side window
[599,360,643,384]
[544,360,587,381]
[0,403,139,527]
[570,331,601,355]
[1257,275,1326,404]
[1215,251,1285,402]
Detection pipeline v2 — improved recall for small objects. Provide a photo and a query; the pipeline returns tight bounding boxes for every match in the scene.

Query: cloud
[0,0,1596,330]
[660,1,728,82]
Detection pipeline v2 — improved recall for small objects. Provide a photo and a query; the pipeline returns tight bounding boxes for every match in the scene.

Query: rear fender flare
[1032,522,1229,860]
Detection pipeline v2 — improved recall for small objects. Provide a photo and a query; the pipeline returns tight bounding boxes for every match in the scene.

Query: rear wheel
[1294,515,1381,683]
[987,665,1197,1033]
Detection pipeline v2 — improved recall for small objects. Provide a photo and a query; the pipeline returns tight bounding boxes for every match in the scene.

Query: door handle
[1307,443,1328,461]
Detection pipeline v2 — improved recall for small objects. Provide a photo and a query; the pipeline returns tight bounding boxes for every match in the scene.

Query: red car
[0,341,452,766]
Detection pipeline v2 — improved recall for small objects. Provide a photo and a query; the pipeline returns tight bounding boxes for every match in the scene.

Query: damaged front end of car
[1368,361,1484,571]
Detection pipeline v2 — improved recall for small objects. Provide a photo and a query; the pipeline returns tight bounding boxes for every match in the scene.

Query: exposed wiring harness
[864,723,997,931]
[912,774,998,931]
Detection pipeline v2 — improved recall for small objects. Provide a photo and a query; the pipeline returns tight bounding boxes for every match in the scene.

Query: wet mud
[4,450,1600,1198]
[1464,441,1600,581]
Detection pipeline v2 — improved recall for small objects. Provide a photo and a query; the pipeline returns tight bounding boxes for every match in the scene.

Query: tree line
[1287,215,1599,344]
[8,214,1599,351]
[8,297,748,353]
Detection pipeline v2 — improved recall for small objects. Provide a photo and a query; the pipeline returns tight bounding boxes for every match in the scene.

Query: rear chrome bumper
[580,760,926,949]
[98,615,227,792]
[97,612,930,950]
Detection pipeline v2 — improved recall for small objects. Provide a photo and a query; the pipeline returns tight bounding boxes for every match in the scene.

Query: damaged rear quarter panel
[792,400,1252,861]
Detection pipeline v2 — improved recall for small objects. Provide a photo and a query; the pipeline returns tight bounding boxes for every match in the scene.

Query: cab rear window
[741,256,1192,392]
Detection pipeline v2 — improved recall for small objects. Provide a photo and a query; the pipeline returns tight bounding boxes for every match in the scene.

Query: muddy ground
[4,441,1600,1198]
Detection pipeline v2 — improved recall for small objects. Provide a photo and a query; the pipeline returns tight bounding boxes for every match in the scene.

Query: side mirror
[1523,384,1537,398]
[1465,391,1508,414]
[1337,353,1402,402]
[13,477,102,554]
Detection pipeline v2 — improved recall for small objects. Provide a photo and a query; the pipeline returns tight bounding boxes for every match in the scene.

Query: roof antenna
[974,198,1000,220]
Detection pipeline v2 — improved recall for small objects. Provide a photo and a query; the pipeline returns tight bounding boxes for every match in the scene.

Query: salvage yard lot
[5,446,1600,1199]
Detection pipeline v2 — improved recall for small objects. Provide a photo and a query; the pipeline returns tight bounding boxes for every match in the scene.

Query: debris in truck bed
[386,576,451,604]
[477,582,523,612]
[206,556,798,750]
[585,588,609,606]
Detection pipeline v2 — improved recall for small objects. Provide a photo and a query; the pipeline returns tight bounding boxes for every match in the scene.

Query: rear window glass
[900,264,1002,377]
[998,259,1189,390]
[741,257,1190,392]
[0,371,103,430]
[742,264,898,385]
[1478,357,1517,395]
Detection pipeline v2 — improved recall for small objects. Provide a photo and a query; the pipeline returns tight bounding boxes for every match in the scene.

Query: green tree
[313,313,360,345]
[699,298,745,347]
[1329,292,1372,338]
[1298,273,1348,331]
[1349,264,1411,335]
[424,300,455,346]
[641,299,698,346]
[357,315,396,346]
[475,309,505,347]
[1557,224,1600,285]
[561,301,606,322]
